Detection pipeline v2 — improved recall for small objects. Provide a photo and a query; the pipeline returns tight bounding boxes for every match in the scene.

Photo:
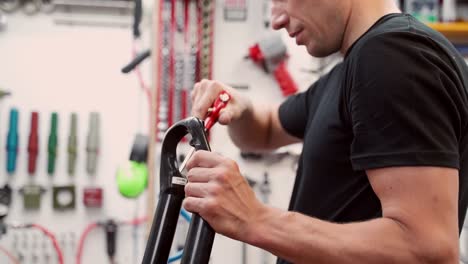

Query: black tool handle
[121,50,151,74]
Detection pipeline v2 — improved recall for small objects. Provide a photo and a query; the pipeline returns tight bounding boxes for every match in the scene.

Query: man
[184,0,468,263]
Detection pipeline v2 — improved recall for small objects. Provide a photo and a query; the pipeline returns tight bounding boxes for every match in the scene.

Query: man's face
[271,0,351,57]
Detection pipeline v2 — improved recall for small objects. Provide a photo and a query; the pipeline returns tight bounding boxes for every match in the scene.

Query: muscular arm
[228,103,300,152]
[246,167,459,264]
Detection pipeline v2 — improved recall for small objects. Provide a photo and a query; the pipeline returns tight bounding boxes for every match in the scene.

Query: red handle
[274,62,298,97]
[204,92,231,131]
[28,112,39,175]
[248,44,264,64]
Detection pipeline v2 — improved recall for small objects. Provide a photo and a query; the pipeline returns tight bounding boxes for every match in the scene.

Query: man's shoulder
[347,13,453,61]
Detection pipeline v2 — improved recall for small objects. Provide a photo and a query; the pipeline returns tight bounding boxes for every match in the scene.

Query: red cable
[0,245,20,264]
[182,0,190,119]
[196,2,202,81]
[207,1,215,79]
[75,222,99,264]
[31,224,64,264]
[132,41,153,109]
[168,0,177,127]
[122,216,148,226]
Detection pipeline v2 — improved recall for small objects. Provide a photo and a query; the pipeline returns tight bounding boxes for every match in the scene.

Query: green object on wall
[47,112,58,175]
[116,161,148,198]
[67,113,78,176]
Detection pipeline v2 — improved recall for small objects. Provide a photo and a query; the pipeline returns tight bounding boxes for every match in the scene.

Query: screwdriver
[67,113,78,176]
[47,113,58,176]
[86,112,100,176]
[0,90,11,100]
[6,108,19,175]
[27,112,39,175]
[179,92,231,173]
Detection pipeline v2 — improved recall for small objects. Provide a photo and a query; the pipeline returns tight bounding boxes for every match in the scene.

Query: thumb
[217,109,233,125]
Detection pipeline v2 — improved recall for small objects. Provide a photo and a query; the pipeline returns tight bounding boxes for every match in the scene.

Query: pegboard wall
[2,1,465,264]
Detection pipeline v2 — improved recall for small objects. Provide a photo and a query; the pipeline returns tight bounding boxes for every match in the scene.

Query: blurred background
[0,0,467,263]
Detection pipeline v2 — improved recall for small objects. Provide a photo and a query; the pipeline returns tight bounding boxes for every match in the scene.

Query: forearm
[246,206,458,264]
[228,103,276,152]
[228,103,298,152]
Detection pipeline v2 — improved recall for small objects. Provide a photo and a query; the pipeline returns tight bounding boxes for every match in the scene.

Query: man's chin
[306,44,339,58]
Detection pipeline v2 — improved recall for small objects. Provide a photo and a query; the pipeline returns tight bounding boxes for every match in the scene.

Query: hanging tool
[0,184,12,240]
[262,0,271,28]
[0,89,11,99]
[0,185,12,221]
[0,0,20,12]
[83,187,103,208]
[142,91,229,263]
[52,185,76,211]
[6,108,19,175]
[76,216,151,264]
[86,112,100,176]
[198,0,216,80]
[22,0,42,15]
[259,172,271,264]
[117,134,149,198]
[105,220,117,263]
[223,0,247,21]
[122,50,151,73]
[67,113,78,176]
[47,112,58,176]
[19,184,46,210]
[40,0,55,13]
[246,34,298,97]
[7,223,64,264]
[0,12,7,32]
[27,112,39,175]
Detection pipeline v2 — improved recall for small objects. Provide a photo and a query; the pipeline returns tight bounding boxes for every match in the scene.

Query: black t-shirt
[278,13,468,264]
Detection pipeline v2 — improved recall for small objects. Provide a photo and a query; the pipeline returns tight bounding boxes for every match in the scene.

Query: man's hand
[191,80,252,126]
[183,150,266,241]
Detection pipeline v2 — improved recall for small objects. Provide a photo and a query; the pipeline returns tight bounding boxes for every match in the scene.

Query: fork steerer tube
[142,117,215,264]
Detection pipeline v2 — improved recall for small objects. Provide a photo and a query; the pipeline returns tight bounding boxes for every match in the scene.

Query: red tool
[27,112,39,175]
[179,91,231,172]
[247,34,298,97]
[204,91,231,131]
[83,187,103,208]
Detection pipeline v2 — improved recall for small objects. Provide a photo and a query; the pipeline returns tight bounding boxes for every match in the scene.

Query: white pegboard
[0,1,331,264]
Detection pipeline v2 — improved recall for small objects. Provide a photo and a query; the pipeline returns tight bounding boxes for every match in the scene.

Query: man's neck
[340,0,401,54]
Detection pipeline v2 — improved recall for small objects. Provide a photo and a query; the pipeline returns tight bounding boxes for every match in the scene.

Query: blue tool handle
[6,109,19,174]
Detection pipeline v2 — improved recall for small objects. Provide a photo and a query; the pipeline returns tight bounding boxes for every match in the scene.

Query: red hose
[31,224,64,264]
[0,245,20,264]
[122,216,148,226]
[76,222,99,264]
[132,41,153,109]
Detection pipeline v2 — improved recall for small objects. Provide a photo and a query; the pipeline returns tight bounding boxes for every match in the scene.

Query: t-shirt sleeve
[349,34,463,170]
[278,82,318,139]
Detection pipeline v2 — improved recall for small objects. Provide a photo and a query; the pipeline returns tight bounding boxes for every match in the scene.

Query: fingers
[186,167,216,182]
[183,196,218,216]
[190,82,201,103]
[191,79,224,119]
[185,182,207,198]
[183,197,203,213]
[217,109,233,125]
[185,182,222,198]
[186,150,224,171]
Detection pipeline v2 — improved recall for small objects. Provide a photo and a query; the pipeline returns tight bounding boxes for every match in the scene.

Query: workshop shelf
[428,22,468,44]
